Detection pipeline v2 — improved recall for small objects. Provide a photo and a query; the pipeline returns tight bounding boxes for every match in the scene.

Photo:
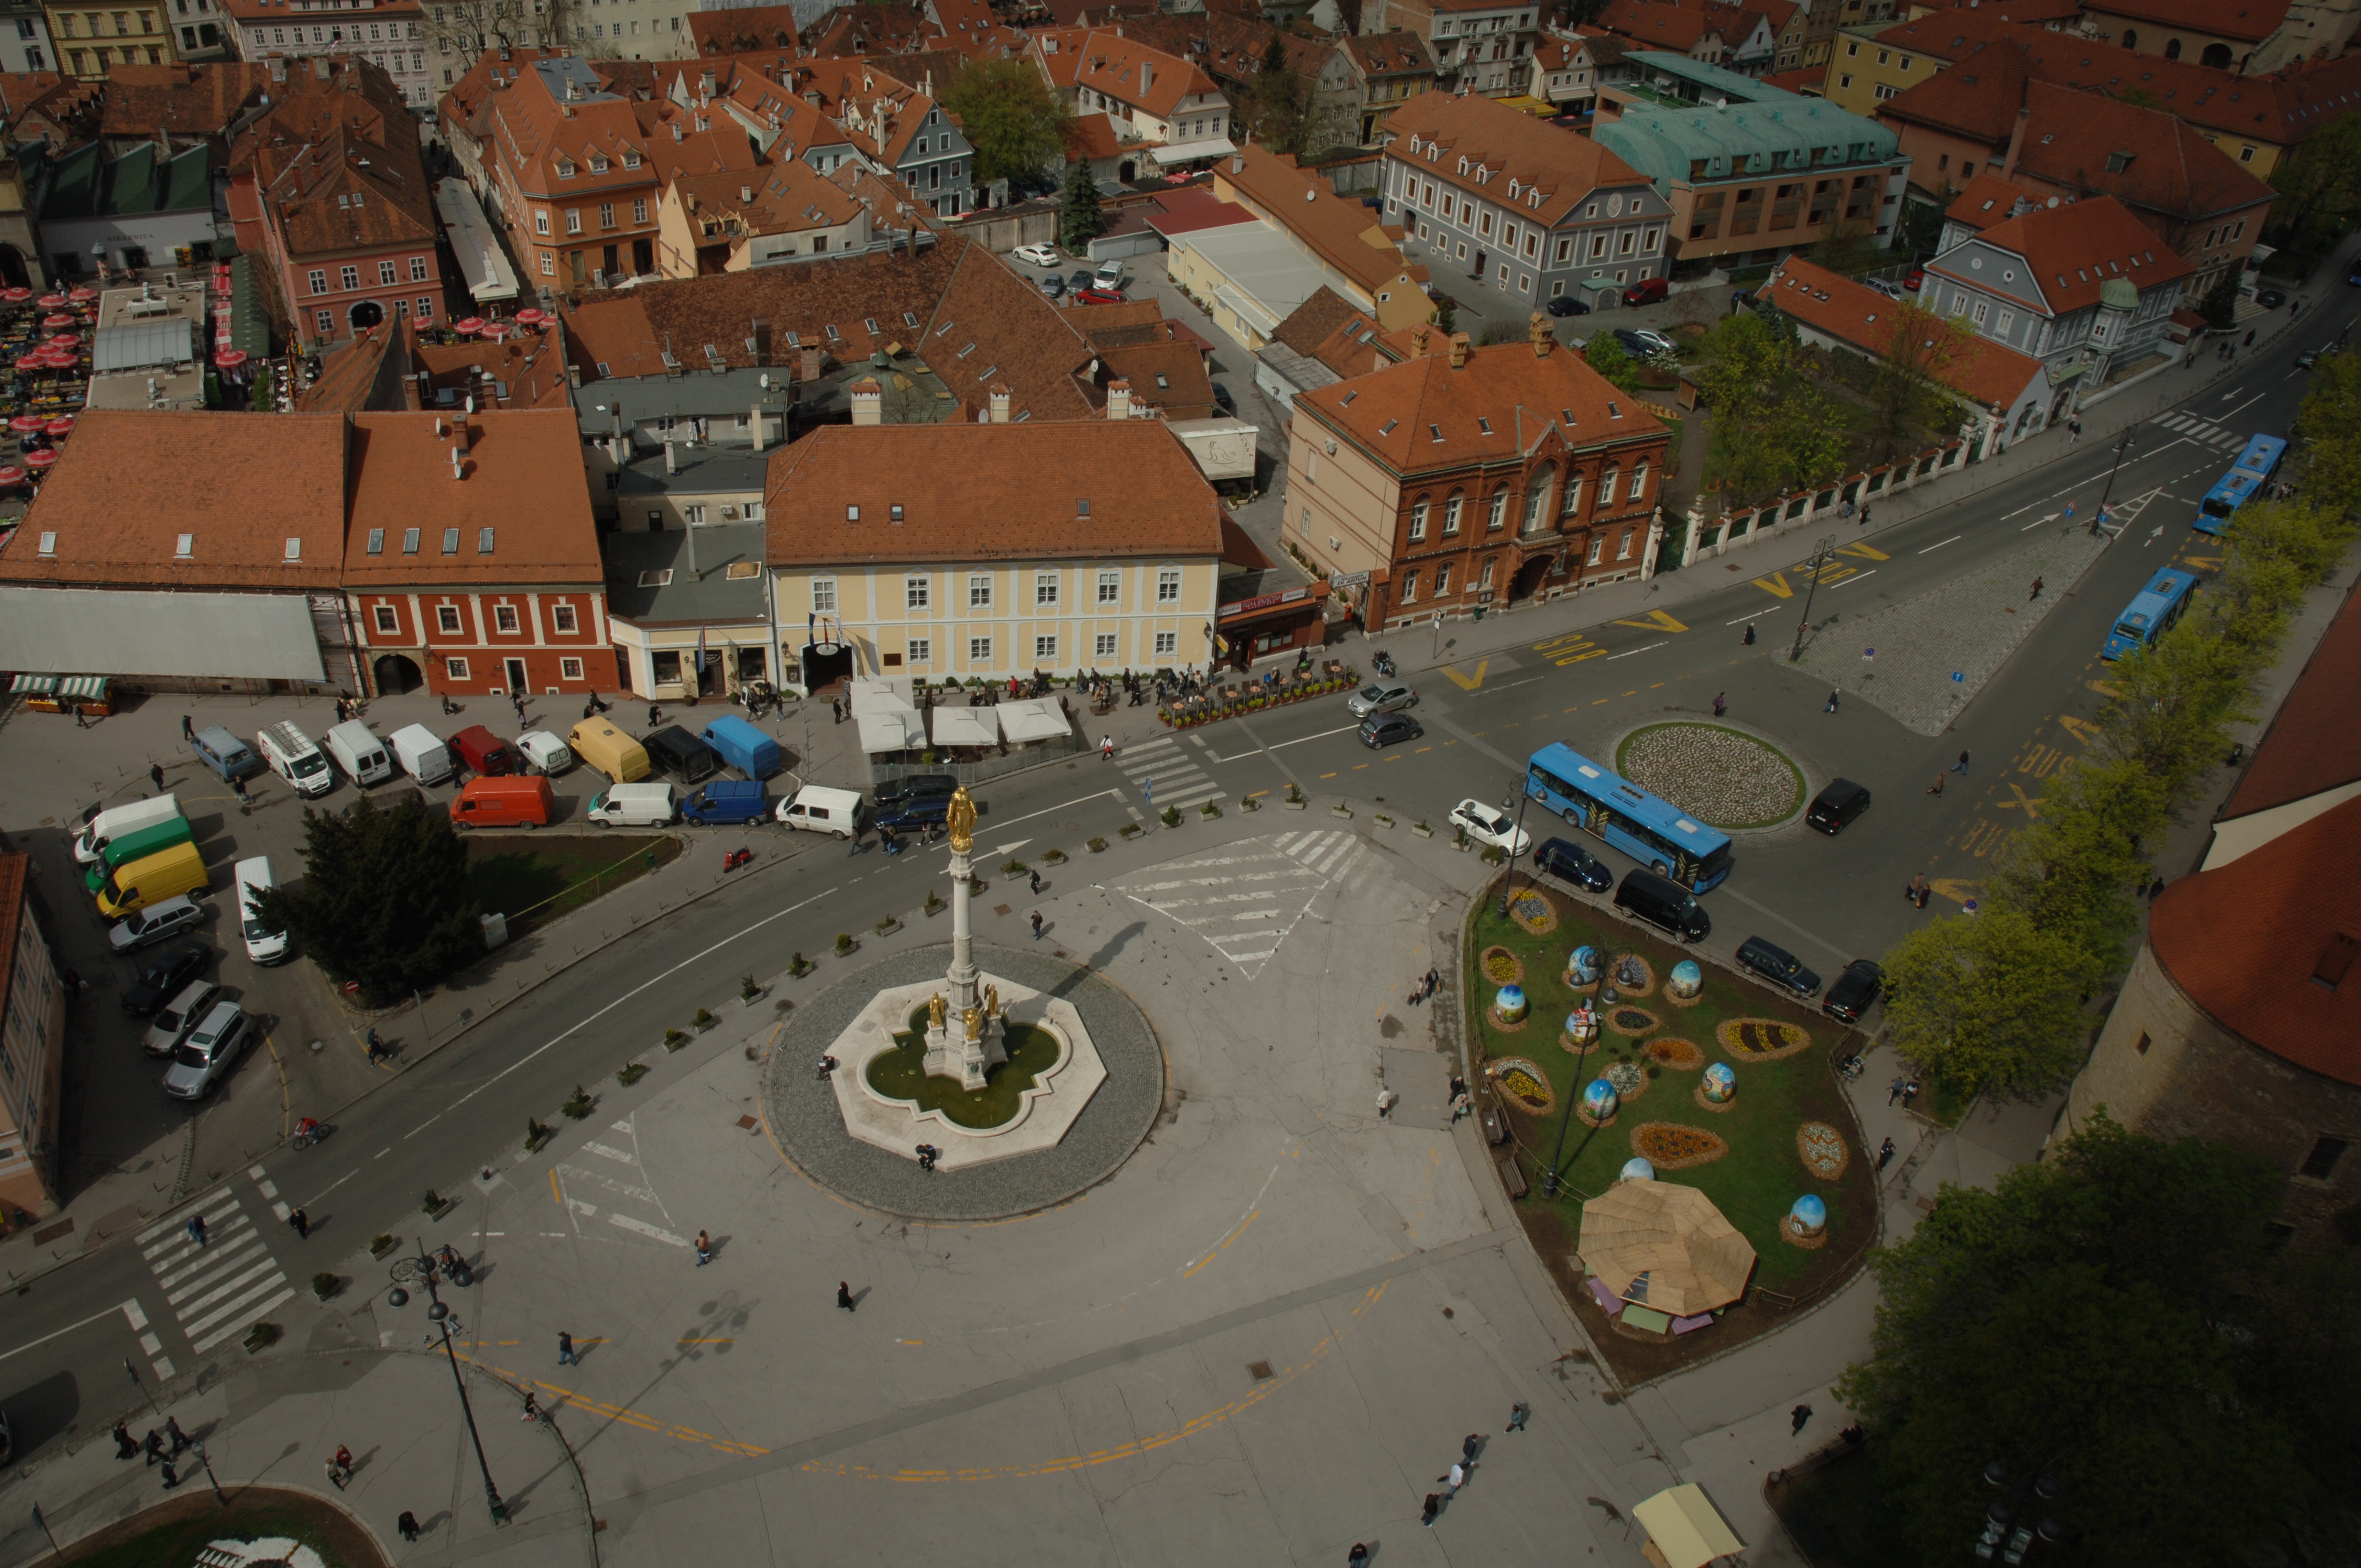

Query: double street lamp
[1976,1455,2065,1564]
[388,1240,508,1528]
[1787,534,1841,663]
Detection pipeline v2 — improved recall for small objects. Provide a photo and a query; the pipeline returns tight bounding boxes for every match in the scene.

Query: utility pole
[2092,428,2135,536]
[1787,533,1839,662]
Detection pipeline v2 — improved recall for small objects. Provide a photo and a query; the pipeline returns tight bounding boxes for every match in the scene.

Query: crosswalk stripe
[1108,831,1366,976]
[190,1289,295,1354]
[138,1188,290,1354]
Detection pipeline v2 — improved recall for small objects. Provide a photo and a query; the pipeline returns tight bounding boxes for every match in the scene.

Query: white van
[324,720,395,787]
[75,794,181,865]
[258,721,334,797]
[585,781,677,827]
[233,856,289,965]
[516,730,575,777]
[775,785,868,839]
[389,723,455,786]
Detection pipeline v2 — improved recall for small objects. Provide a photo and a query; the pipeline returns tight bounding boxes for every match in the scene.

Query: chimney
[750,402,766,454]
[453,419,471,455]
[1231,152,1244,175]
[664,440,678,473]
[988,384,1011,423]
[801,345,822,383]
[1412,325,1430,356]
[1531,311,1554,358]
[313,56,329,79]
[701,69,717,96]
[1448,331,1470,369]
[1106,379,1131,420]
[850,377,883,425]
[2000,95,2031,181]
[741,184,753,202]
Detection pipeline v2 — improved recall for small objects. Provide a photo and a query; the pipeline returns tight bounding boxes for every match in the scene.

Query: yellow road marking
[1930,878,1981,905]
[1836,541,1889,560]
[2055,715,2101,746]
[1751,570,1796,599]
[1609,608,1688,633]
[1438,658,1489,689]
[1993,783,2044,818]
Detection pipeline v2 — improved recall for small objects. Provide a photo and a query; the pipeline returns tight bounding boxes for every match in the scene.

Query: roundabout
[1614,722,1807,831]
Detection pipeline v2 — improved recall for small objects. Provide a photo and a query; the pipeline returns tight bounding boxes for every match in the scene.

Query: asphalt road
[0,298,2340,1475]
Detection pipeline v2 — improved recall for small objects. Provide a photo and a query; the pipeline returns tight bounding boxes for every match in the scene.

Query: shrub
[1199,800,1221,818]
[561,1085,595,1119]
[664,1027,689,1051]
[616,1062,649,1087]
[739,972,760,997]
[1286,781,1305,804]
[311,1271,340,1300]
[1088,836,1109,852]
[834,932,854,954]
[421,1189,445,1215]
[788,952,813,976]
[369,1233,396,1257]
[692,1006,714,1029]
[525,1117,553,1150]
[875,916,899,935]
[1161,804,1182,826]
[1481,844,1507,865]
[1002,857,1029,875]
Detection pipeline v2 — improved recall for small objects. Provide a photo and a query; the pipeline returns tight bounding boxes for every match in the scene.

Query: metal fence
[867,729,1087,791]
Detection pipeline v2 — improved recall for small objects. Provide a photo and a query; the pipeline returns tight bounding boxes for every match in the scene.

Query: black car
[1806,778,1872,835]
[1737,935,1821,998]
[1534,836,1613,893]
[875,772,959,812]
[875,795,951,834]
[1358,711,1423,749]
[1823,959,1884,1024]
[122,941,207,1016]
[644,725,721,785]
[2257,288,2287,309]
[1544,295,1589,317]
[1212,381,1234,412]
[1069,269,1094,290]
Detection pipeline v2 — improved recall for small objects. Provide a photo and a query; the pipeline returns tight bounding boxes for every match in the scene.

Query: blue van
[191,725,264,783]
[700,715,782,780]
[680,780,770,825]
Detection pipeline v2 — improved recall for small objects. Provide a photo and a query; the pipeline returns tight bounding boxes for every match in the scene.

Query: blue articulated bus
[2195,433,2287,536]
[1525,742,1734,892]
[2103,568,2200,661]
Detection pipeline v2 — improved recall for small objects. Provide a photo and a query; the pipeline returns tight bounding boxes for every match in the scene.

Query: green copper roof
[2099,276,2138,309]
[1595,51,1900,199]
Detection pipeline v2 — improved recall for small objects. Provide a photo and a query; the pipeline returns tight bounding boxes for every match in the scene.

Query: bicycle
[291,1118,333,1150]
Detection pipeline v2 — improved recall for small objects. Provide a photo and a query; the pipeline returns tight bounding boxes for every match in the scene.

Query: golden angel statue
[982,984,1000,1019]
[962,1004,983,1041]
[928,993,947,1033]
[946,784,977,852]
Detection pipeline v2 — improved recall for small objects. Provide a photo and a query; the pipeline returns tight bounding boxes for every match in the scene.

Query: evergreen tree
[254,793,482,1006]
[1058,159,1105,254]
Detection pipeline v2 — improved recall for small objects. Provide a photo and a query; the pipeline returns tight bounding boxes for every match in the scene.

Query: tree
[254,793,483,1007]
[248,362,274,414]
[1058,157,1105,254]
[943,57,1069,190]
[1582,332,1641,393]
[2268,111,2361,246]
[1866,302,1973,460]
[2294,350,2361,515]
[2196,267,2242,330]
[1695,307,1789,414]
[1247,31,1310,156]
[421,0,578,63]
[1808,214,1879,277]
[1835,1115,2346,1568]
[1433,296,1457,335]
[1878,908,2104,1099]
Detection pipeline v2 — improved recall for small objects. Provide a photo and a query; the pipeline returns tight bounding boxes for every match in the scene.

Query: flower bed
[1645,1037,1705,1071]
[1796,1121,1850,1180]
[1631,1121,1729,1169]
[1157,664,1359,729]
[1614,722,1805,830]
[1606,1005,1661,1038]
[1717,1017,1814,1061]
[1479,945,1525,984]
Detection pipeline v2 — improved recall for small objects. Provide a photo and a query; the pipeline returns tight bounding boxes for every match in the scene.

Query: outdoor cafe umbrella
[25,448,57,470]
[1576,1179,1756,1319]
[480,322,511,340]
[9,415,45,434]
[40,313,72,330]
[1,287,29,303]
[43,417,73,437]
[454,316,486,335]
[214,349,248,369]
[36,350,75,369]
[67,286,97,302]
[48,333,78,348]
[0,466,27,487]
[36,294,63,308]
[11,356,40,372]
[513,307,546,325]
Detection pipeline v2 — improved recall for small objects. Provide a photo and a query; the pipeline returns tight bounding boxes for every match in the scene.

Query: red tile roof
[345,411,599,586]
[1218,145,1428,297]
[1062,110,1127,162]
[2081,0,2289,46]
[1381,90,1652,228]
[687,6,800,56]
[763,422,1227,564]
[1069,31,1222,118]
[1943,172,2038,232]
[1145,186,1262,235]
[2009,80,2273,221]
[2221,582,2361,822]
[2150,793,2361,1087]
[1757,257,2043,410]
[1594,0,1734,54]
[1928,193,2192,315]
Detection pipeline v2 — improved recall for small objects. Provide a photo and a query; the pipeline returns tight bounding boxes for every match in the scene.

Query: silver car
[107,895,205,954]
[143,977,222,1058]
[1348,681,1418,718]
[163,1000,249,1100]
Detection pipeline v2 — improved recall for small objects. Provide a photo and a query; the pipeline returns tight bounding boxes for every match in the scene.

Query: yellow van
[96,839,209,919]
[567,718,651,784]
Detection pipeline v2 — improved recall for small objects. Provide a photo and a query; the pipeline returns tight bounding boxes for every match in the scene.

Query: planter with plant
[1284,782,1307,811]
[244,1321,282,1354]
[1480,843,1508,865]
[1199,799,1221,819]
[739,973,764,1004]
[421,1189,450,1218]
[1119,821,1144,840]
[1040,847,1068,865]
[1239,794,1260,812]
[875,915,902,937]
[311,1271,341,1302]
[1002,857,1029,878]
[561,1084,595,1119]
[1160,804,1182,827]
[788,952,814,978]
[664,1027,689,1051]
[834,932,856,956]
[1411,820,1433,838]
[369,1234,398,1260]
[616,1061,650,1088]
[1331,803,1354,820]
[525,1118,554,1153]
[1374,811,1396,829]
[1088,836,1109,853]
[692,1006,715,1031]
[924,889,946,916]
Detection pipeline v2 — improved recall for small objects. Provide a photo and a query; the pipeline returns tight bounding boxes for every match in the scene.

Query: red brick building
[342,409,614,697]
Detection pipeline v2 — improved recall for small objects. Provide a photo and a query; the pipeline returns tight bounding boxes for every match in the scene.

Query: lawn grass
[1470,882,1875,1375]
[463,833,679,935]
[56,1485,383,1567]
[864,1005,1062,1129]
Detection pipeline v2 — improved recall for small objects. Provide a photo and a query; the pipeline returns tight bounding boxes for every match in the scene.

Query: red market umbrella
[454,316,485,334]
[68,286,97,302]
[0,465,25,486]
[480,322,511,340]
[36,293,63,308]
[41,313,72,329]
[25,448,57,469]
[12,356,42,372]
[45,416,74,437]
[214,349,248,369]
[36,351,76,369]
[513,307,546,324]
[2,287,29,302]
[9,414,45,432]
[48,333,78,348]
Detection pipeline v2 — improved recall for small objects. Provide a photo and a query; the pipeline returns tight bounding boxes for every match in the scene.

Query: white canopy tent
[848,677,917,713]
[995,698,1072,744]
[856,709,927,753]
[928,706,998,748]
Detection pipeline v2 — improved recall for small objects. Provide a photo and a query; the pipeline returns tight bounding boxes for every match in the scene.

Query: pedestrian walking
[1507,1400,1531,1433]
[1858,505,1871,529]
[1421,1494,1442,1527]
[325,1458,348,1490]
[1030,910,1044,940]
[1824,687,1840,714]
[917,1143,938,1172]
[837,1281,857,1311]
[398,1512,422,1543]
[847,829,864,858]
[1712,692,1726,717]
[1439,1461,1466,1500]
[161,1460,181,1490]
[150,762,165,792]
[1742,623,1756,646]
[1791,1403,1813,1436]
[289,1207,308,1241]
[2228,742,2245,767]
[1887,1076,1906,1108]
[187,1213,208,1248]
[1029,869,1043,895]
[521,1392,541,1422]
[1902,1079,1922,1109]
[831,697,843,725]
[2068,417,2082,444]
[1101,734,1115,761]
[1876,1137,1897,1173]
[695,1229,712,1266]
[558,1330,578,1366]
[180,714,193,741]
[2244,328,2256,347]
[143,1428,164,1466]
[365,1027,387,1064]
[817,1054,839,1079]
[1926,774,1945,796]
[2029,576,2043,601]
[1952,749,1971,774]
[1462,1433,1482,1464]
[114,1422,139,1460]
[1348,1545,1370,1567]
[74,706,88,728]
[2147,877,2166,900]
[232,777,252,809]
[1376,1087,1399,1118]
[1917,880,1933,909]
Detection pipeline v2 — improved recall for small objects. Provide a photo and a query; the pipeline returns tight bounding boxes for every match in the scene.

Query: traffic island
[44,1485,387,1568]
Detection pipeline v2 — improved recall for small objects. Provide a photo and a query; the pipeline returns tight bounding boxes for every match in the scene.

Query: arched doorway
[350,300,385,331]
[1118,160,1136,182]
[2201,43,2232,68]
[0,246,27,290]
[373,652,423,694]
[1509,553,1554,604]
[800,641,853,694]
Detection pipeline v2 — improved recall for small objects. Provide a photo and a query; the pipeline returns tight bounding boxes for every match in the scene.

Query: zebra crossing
[1107,830,1369,977]
[554,1115,690,1250]
[2153,410,2245,450]
[135,1188,294,1358]
[1112,733,1224,813]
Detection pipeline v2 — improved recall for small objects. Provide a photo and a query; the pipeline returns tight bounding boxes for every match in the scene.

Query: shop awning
[9,672,57,693]
[1149,137,1237,166]
[857,709,927,753]
[55,674,109,698]
[928,706,998,748]
[434,179,522,303]
[1633,1485,1744,1568]
[995,698,1071,744]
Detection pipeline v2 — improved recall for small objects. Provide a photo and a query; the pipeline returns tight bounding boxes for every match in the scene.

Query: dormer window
[556,158,576,178]
[1457,157,1468,175]
[623,149,641,168]
[590,154,609,173]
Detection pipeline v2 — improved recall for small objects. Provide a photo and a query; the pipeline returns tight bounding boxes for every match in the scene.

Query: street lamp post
[1539,1069,1582,1199]
[189,1439,227,1506]
[1976,1455,2065,1564]
[1787,533,1840,662]
[123,1357,160,1417]
[390,1240,509,1527]
[2091,429,2135,536]
[1496,778,1535,917]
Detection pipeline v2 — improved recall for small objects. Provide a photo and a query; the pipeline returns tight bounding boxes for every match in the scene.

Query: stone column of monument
[921,785,1004,1090]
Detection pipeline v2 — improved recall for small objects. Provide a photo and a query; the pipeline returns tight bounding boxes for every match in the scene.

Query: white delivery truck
[389,723,455,786]
[324,720,395,787]
[584,781,677,827]
[75,794,182,865]
[775,785,867,839]
[258,721,334,797]
[515,730,575,777]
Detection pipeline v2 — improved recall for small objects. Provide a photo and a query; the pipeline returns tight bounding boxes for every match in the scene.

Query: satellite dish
[2047,197,2060,208]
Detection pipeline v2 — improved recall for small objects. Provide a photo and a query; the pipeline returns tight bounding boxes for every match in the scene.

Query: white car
[1013,243,1060,268]
[1448,799,1531,856]
[162,1000,250,1100]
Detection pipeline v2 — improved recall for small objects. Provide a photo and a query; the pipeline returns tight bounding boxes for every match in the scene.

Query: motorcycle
[1373,650,1397,678]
